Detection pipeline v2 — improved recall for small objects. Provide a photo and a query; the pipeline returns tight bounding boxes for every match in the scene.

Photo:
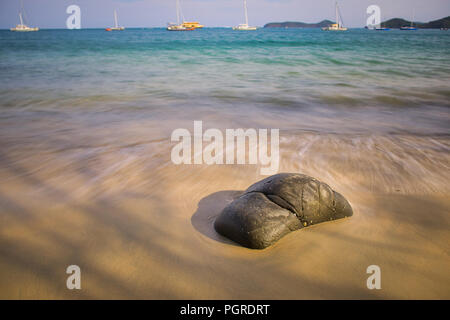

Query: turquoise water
[0,28,449,134]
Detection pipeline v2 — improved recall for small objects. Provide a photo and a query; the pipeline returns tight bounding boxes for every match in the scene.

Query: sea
[1,28,449,135]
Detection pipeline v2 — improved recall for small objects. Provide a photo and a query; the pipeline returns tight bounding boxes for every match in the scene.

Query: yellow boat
[167,0,203,31]
[182,22,204,29]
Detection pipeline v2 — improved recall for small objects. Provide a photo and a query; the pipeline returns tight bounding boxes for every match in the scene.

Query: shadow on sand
[191,190,243,247]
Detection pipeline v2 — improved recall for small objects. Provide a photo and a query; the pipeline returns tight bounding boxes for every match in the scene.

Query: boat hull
[232,27,258,31]
[11,29,39,32]
[167,25,195,31]
[106,27,125,31]
[322,23,347,31]
[182,22,204,29]
[11,25,39,32]
[322,27,348,31]
[232,24,257,31]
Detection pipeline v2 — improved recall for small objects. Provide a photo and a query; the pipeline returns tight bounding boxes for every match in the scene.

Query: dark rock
[214,173,353,249]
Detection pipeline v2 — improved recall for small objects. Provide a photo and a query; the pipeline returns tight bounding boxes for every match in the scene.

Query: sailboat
[400,9,417,30]
[11,1,39,32]
[376,24,390,31]
[322,1,347,31]
[106,10,125,31]
[167,0,198,31]
[233,0,257,30]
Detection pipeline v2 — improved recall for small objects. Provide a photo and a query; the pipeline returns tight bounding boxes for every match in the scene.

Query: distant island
[264,20,334,28]
[264,16,450,29]
[379,16,449,29]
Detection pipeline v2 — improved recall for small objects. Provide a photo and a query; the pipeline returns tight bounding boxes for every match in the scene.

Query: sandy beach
[0,111,449,299]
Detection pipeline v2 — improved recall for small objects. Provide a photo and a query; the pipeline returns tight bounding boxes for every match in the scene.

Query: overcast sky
[1,0,449,29]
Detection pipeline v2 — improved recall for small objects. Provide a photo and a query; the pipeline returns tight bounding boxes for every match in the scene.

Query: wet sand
[0,113,449,299]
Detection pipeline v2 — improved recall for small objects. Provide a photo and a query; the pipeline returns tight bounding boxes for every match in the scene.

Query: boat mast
[176,0,181,25]
[244,0,249,26]
[19,0,24,25]
[114,10,118,28]
[335,1,340,27]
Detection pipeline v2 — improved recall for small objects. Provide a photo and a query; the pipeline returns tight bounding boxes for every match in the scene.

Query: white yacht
[322,1,347,31]
[233,0,257,30]
[11,2,39,32]
[106,10,125,31]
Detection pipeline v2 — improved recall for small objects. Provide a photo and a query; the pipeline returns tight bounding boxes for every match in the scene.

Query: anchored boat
[376,25,390,31]
[106,10,125,31]
[401,9,418,30]
[322,1,347,31]
[400,26,417,31]
[167,0,200,31]
[181,22,204,29]
[233,0,257,30]
[11,1,39,32]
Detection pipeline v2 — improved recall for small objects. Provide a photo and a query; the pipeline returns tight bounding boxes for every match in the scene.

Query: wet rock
[214,173,353,249]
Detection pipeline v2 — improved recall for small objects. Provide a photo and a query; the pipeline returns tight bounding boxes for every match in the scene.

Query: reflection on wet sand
[0,112,449,299]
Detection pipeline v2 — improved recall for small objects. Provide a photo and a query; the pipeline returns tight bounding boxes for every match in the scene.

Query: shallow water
[1,28,449,132]
[0,28,449,299]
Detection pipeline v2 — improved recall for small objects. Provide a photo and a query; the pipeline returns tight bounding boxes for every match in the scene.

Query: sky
[1,0,449,29]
